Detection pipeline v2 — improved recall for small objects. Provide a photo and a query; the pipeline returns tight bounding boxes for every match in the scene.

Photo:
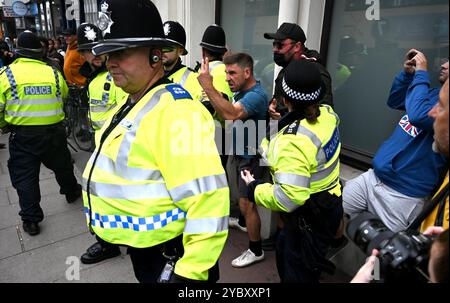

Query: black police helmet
[77,23,103,51]
[200,24,227,54]
[93,0,169,56]
[15,30,43,59]
[282,60,325,105]
[163,21,188,55]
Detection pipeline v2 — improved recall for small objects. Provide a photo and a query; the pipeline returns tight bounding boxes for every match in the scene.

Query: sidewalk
[0,134,353,283]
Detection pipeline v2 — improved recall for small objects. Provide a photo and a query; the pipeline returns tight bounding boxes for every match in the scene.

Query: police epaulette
[166,84,193,100]
[283,120,300,135]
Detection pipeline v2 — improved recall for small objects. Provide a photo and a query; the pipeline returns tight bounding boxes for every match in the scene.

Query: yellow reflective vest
[82,82,230,281]
[0,58,67,128]
[255,105,341,212]
[167,66,203,103]
[421,172,449,232]
[208,60,234,125]
[88,71,127,131]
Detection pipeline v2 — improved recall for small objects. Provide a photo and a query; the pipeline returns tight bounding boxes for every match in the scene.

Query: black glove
[247,179,263,203]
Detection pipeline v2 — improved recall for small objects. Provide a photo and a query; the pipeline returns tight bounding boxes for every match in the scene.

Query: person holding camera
[343,50,449,232]
[241,60,343,283]
[351,79,449,283]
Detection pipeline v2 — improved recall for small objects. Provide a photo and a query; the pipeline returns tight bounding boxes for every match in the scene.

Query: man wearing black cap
[162,21,203,102]
[264,22,333,119]
[241,60,343,283]
[81,0,229,283]
[62,27,87,87]
[0,30,82,236]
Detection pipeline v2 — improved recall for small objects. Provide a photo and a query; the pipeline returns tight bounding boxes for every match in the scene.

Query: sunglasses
[273,41,296,50]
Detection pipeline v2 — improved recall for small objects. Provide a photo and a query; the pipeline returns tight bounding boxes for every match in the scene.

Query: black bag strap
[408,183,449,231]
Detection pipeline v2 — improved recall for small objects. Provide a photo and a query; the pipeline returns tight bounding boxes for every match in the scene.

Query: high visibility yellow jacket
[421,172,449,232]
[255,105,341,212]
[82,82,230,281]
[0,58,67,128]
[88,71,127,131]
[208,60,233,125]
[167,65,203,103]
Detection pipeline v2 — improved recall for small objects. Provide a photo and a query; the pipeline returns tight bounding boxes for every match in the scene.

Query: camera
[408,51,418,60]
[347,212,432,282]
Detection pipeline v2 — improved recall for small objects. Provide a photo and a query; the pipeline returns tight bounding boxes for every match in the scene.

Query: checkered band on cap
[282,78,322,102]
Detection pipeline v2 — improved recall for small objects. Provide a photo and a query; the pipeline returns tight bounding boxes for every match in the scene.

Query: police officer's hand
[268,98,281,120]
[0,125,11,135]
[240,170,255,186]
[197,57,214,91]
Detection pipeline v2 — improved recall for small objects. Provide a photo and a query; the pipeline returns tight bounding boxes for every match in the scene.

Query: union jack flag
[399,115,422,138]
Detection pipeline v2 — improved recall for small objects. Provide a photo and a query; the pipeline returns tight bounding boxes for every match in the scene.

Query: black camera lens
[346,212,394,255]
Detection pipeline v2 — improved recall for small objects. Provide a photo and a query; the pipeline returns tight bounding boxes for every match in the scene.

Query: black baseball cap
[264,23,306,44]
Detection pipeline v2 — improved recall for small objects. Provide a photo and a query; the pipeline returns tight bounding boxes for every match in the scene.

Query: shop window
[220,0,280,97]
[326,0,449,165]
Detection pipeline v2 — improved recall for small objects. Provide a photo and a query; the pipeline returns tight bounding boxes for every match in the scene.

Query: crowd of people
[0,0,447,283]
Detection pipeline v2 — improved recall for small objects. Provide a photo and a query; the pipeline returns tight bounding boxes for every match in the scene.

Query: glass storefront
[221,0,280,97]
[326,0,449,164]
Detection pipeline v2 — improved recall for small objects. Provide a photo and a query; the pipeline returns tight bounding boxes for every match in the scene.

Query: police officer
[199,24,234,168]
[77,23,127,132]
[81,0,229,283]
[241,60,343,283]
[0,30,81,236]
[162,21,203,102]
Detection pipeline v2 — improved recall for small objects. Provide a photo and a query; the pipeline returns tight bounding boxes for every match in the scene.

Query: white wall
[154,0,216,69]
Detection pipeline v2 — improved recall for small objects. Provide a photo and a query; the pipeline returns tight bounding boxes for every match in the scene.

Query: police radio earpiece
[150,49,161,64]
[151,55,160,63]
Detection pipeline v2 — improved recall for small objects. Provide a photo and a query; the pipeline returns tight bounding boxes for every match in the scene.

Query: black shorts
[230,156,270,199]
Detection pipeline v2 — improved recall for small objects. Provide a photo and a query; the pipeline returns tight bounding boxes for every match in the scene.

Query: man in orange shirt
[62,27,87,87]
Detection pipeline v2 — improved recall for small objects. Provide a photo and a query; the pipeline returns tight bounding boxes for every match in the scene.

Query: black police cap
[200,24,227,54]
[93,0,169,56]
[77,23,103,51]
[264,23,307,44]
[15,30,43,59]
[282,60,325,104]
[163,21,188,55]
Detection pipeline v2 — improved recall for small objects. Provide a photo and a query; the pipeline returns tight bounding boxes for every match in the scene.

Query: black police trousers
[7,124,79,223]
[127,235,220,283]
[276,189,343,283]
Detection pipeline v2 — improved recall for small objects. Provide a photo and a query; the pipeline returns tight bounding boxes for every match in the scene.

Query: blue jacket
[373,70,447,198]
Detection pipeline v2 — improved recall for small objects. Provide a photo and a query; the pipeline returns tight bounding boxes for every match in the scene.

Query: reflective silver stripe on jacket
[92,120,106,130]
[179,68,192,87]
[90,103,118,113]
[184,216,229,234]
[273,184,300,212]
[84,179,170,200]
[169,174,228,203]
[88,153,163,182]
[5,108,64,117]
[6,98,62,106]
[274,157,339,187]
[275,173,310,188]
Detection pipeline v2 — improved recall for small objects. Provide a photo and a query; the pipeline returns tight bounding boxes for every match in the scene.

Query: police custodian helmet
[15,30,43,59]
[77,23,103,51]
[200,24,227,54]
[93,0,169,56]
[163,21,188,55]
